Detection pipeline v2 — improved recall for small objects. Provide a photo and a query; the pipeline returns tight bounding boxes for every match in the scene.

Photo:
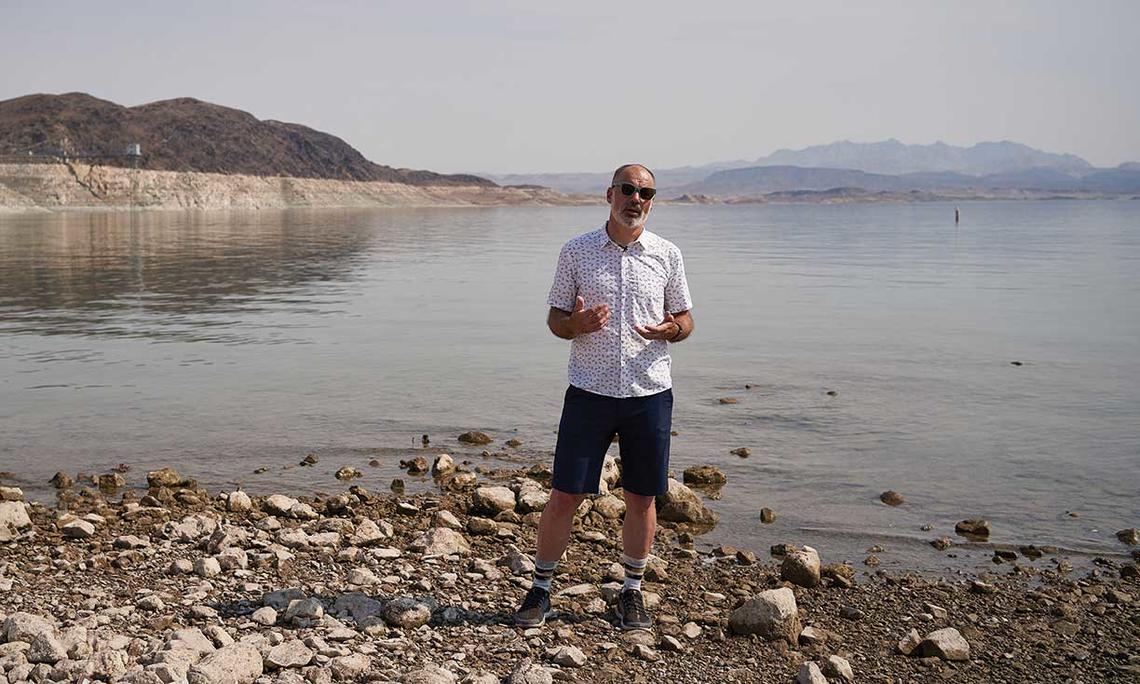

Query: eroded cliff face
[0,163,588,212]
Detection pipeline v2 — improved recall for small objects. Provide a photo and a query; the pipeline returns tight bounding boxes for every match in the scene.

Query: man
[514,163,693,630]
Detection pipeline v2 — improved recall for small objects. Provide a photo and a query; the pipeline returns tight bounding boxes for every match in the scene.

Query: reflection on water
[1,202,1138,574]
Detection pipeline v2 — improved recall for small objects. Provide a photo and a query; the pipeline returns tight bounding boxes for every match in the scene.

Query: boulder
[655,478,718,526]
[516,483,549,513]
[727,587,801,643]
[62,519,96,539]
[3,611,57,642]
[349,518,388,546]
[0,501,32,542]
[383,597,432,628]
[148,467,193,489]
[328,653,371,681]
[458,431,493,445]
[403,664,458,684]
[955,518,991,539]
[682,465,726,485]
[780,546,821,588]
[49,472,74,489]
[26,633,67,664]
[507,657,554,684]
[250,607,277,626]
[226,491,252,512]
[432,510,463,530]
[411,527,471,556]
[263,588,306,611]
[187,642,263,684]
[796,662,827,684]
[592,494,626,519]
[918,627,970,661]
[266,640,314,669]
[334,467,361,481]
[284,598,324,624]
[263,495,298,516]
[333,592,383,624]
[471,486,516,515]
[549,645,587,667]
[431,454,456,477]
[822,655,854,682]
[880,490,905,506]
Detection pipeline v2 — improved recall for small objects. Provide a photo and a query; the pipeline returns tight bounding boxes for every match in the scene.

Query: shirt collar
[598,222,652,252]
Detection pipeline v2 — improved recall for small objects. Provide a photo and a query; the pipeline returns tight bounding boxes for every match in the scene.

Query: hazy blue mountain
[752,139,1093,176]
[686,166,912,195]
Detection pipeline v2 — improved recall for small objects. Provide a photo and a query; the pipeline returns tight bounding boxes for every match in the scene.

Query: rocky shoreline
[0,457,1137,684]
[0,164,595,212]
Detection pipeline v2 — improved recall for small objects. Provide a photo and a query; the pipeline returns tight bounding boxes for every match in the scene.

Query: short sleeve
[664,247,693,314]
[547,242,577,311]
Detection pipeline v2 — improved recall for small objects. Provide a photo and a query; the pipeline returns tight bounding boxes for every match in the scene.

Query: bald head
[611,164,655,185]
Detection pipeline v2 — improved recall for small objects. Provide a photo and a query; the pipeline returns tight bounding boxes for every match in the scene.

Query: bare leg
[536,488,587,562]
[621,491,656,559]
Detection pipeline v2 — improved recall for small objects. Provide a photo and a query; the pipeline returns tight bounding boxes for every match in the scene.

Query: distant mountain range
[0,93,492,186]
[485,140,1140,197]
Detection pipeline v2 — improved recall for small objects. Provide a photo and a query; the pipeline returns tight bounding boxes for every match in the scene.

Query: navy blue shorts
[552,385,673,497]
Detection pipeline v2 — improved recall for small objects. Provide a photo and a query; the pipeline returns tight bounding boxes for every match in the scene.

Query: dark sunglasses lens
[619,183,656,200]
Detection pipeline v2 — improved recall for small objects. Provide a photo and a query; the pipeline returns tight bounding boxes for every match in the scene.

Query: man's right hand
[570,296,610,336]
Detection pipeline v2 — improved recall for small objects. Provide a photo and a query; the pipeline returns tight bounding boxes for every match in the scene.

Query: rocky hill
[0,93,492,186]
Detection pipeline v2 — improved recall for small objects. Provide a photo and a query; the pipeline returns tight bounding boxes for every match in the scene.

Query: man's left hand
[635,312,680,341]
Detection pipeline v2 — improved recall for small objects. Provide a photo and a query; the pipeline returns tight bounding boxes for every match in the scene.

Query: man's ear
[605,186,613,204]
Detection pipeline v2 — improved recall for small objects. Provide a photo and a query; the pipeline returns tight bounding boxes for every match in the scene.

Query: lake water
[1,202,1137,575]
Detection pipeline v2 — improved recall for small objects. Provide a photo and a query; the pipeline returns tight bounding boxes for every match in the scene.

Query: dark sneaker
[514,586,553,627]
[616,588,652,630]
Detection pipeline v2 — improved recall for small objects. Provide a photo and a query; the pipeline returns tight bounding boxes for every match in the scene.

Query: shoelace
[621,591,647,620]
[521,587,548,611]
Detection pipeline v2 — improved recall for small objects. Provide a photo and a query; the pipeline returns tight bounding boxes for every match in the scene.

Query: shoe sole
[616,609,652,630]
[514,609,554,628]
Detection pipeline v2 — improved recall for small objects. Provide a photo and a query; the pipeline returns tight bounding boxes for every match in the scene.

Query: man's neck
[605,219,643,247]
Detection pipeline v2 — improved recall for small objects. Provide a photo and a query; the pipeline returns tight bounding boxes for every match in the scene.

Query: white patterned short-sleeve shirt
[547,224,693,398]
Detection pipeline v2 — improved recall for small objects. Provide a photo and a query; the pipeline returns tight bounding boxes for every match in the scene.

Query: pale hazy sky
[2,0,1137,174]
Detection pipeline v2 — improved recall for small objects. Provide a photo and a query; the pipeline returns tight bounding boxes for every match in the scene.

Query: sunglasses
[612,182,657,200]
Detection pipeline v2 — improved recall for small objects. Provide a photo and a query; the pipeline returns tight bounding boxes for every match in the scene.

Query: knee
[622,491,655,514]
[547,489,586,516]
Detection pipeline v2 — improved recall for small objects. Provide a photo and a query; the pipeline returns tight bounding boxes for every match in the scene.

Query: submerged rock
[458,431,493,445]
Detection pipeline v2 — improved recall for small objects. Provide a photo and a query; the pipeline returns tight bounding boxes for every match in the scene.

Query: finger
[575,296,585,312]
[662,311,675,323]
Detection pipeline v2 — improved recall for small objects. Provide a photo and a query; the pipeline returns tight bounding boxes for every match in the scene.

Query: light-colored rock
[194,557,222,578]
[328,652,370,681]
[592,494,626,519]
[781,546,821,588]
[896,628,922,655]
[187,642,263,684]
[655,478,717,525]
[251,607,278,626]
[347,567,380,585]
[90,649,130,680]
[349,518,387,546]
[226,491,252,512]
[515,482,549,514]
[263,495,298,516]
[507,657,553,684]
[62,519,96,539]
[288,502,319,520]
[411,527,470,556]
[431,454,456,477]
[432,510,463,530]
[267,640,314,669]
[148,467,192,488]
[822,655,855,682]
[0,501,32,541]
[472,486,516,515]
[548,645,586,667]
[403,663,458,684]
[166,514,218,543]
[382,597,432,628]
[728,587,801,643]
[166,628,217,657]
[284,598,324,624]
[4,612,57,644]
[137,594,165,611]
[796,662,827,684]
[919,627,970,661]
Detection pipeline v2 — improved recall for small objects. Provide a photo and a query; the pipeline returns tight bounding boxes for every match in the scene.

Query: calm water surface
[1,202,1137,574]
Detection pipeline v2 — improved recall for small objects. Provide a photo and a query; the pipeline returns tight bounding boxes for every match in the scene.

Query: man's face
[607,166,655,230]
